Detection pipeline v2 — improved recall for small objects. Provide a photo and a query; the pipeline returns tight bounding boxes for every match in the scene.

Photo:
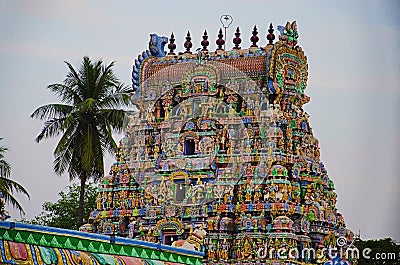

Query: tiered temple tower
[86,21,354,264]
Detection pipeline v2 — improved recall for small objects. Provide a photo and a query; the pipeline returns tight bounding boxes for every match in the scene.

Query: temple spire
[233,26,241,50]
[250,25,259,48]
[216,28,225,51]
[201,30,209,51]
[168,32,176,55]
[184,31,192,53]
[267,23,275,45]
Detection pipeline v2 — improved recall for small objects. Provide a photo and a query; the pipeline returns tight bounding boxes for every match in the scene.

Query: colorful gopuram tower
[87,21,355,264]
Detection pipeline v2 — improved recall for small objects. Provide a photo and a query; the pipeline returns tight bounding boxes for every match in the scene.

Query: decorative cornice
[0,221,203,265]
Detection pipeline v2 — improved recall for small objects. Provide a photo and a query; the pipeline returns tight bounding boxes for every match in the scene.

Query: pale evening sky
[0,0,399,241]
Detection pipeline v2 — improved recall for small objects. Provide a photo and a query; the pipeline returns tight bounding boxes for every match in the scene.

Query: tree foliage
[354,237,400,265]
[29,183,97,230]
[0,137,30,215]
[31,56,131,226]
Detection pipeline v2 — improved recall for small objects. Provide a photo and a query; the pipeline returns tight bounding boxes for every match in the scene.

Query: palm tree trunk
[77,177,86,228]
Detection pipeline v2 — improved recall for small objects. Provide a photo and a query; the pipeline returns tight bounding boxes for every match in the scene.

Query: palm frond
[95,86,131,109]
[64,60,89,103]
[113,83,133,105]
[34,117,66,143]
[0,138,30,214]
[0,190,26,214]
[0,177,30,199]
[30,103,73,121]
[96,61,118,95]
[98,109,127,133]
[0,159,11,178]
[0,138,9,153]
[47,83,82,105]
[79,98,98,113]
[53,121,78,176]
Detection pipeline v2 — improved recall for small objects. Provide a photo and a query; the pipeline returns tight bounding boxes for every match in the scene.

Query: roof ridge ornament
[201,30,209,52]
[277,21,299,48]
[250,25,259,48]
[266,23,275,45]
[184,31,193,54]
[233,26,241,50]
[168,32,176,55]
[216,28,225,52]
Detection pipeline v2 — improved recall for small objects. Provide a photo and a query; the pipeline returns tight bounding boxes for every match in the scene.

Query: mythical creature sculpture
[172,227,207,251]
[149,34,168,57]
[131,34,168,92]
[277,21,298,47]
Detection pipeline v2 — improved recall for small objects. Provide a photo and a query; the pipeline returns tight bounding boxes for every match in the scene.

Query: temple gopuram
[0,21,356,265]
[85,21,355,264]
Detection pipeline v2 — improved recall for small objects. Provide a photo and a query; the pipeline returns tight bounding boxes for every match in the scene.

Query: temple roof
[0,221,203,265]
[131,21,309,107]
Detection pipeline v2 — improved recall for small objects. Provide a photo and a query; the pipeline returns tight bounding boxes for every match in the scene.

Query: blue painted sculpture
[149,33,168,57]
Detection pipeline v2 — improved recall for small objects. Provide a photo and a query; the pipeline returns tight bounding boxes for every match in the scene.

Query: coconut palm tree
[31,56,131,227]
[0,138,30,215]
